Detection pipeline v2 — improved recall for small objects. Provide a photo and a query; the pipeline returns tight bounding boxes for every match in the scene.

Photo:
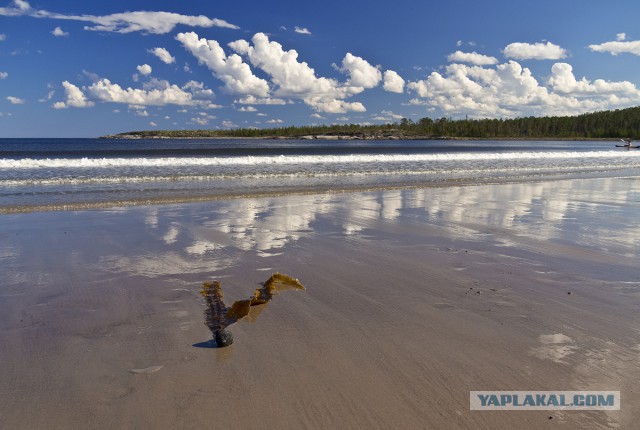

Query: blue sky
[1,0,640,137]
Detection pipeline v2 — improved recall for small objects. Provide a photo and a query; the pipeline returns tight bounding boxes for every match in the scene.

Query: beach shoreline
[3,170,639,215]
[1,178,638,428]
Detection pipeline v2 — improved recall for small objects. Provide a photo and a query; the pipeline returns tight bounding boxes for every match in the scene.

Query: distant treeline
[414,106,640,139]
[110,106,640,139]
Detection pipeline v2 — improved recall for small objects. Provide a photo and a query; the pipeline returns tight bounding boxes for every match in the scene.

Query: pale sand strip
[0,177,638,429]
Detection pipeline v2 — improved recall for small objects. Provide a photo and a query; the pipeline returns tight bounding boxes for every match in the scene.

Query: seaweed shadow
[192,339,216,349]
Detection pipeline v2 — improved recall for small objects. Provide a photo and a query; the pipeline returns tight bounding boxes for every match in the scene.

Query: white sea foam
[0,165,625,188]
[1,150,638,169]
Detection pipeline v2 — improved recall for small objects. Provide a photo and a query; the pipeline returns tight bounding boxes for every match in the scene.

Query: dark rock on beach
[215,329,234,347]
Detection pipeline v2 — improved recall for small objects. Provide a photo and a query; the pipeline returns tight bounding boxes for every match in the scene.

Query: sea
[1,138,640,212]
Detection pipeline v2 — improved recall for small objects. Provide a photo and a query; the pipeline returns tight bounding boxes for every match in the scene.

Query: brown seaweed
[200,281,249,333]
[250,273,306,305]
[200,273,305,347]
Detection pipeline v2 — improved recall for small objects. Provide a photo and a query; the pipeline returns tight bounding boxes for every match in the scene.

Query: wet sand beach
[1,177,639,429]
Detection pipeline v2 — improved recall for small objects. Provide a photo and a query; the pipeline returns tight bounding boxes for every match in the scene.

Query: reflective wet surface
[2,177,640,297]
[1,178,639,429]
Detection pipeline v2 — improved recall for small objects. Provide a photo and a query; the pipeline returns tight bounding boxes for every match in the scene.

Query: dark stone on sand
[215,329,234,347]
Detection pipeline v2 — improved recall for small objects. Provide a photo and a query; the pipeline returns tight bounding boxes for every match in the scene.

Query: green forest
[107,106,640,140]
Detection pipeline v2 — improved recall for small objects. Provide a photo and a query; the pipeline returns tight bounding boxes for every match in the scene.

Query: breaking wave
[2,150,639,169]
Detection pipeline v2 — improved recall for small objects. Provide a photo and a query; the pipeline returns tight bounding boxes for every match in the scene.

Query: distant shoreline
[100,132,621,142]
[100,106,640,141]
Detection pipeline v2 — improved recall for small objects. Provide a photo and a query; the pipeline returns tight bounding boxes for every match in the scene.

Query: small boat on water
[616,139,640,148]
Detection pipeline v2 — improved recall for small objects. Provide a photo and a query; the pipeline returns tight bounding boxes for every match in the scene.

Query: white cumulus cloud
[0,33,6,41]
[383,70,405,93]
[589,39,640,56]
[340,53,381,91]
[228,32,367,113]
[234,95,288,105]
[547,63,638,95]
[53,81,94,109]
[228,32,327,96]
[88,79,187,105]
[149,47,175,64]
[294,26,311,35]
[0,0,29,16]
[407,58,640,119]
[176,31,270,97]
[191,116,210,125]
[503,41,567,60]
[6,96,25,104]
[181,80,215,100]
[0,71,7,79]
[51,26,68,37]
[447,51,498,65]
[137,64,152,75]
[308,99,365,114]
[372,110,404,121]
